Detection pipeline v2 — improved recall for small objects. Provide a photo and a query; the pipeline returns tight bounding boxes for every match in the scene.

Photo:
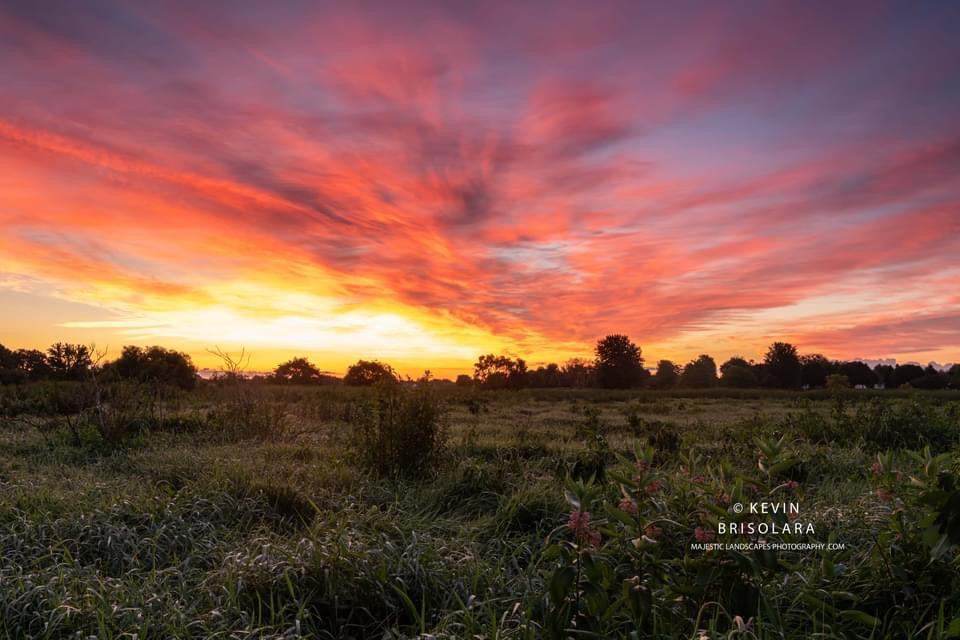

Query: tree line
[464,336,960,391]
[2,337,958,391]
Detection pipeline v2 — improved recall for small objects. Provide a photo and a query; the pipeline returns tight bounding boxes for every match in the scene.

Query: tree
[651,360,680,389]
[763,342,802,389]
[273,357,322,385]
[720,357,757,388]
[46,343,92,381]
[455,374,473,387]
[594,335,644,389]
[948,364,960,389]
[891,364,924,388]
[102,345,197,389]
[911,372,948,389]
[344,360,398,386]
[838,361,877,388]
[473,354,527,389]
[528,363,563,388]
[561,359,595,388]
[0,343,26,385]
[680,354,718,388]
[800,354,834,388]
[873,363,895,388]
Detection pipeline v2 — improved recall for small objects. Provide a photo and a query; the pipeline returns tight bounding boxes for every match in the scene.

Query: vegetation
[1,373,959,638]
[1,337,959,637]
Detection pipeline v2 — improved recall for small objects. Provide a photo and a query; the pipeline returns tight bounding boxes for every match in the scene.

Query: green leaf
[839,610,879,627]
[550,566,576,603]
[947,618,960,637]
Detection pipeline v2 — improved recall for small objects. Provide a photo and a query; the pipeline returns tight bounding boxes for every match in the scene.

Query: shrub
[351,380,448,479]
[857,400,957,452]
[206,387,287,441]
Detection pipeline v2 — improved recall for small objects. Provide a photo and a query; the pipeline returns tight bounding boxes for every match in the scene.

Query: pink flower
[870,462,883,475]
[568,510,591,533]
[619,498,638,515]
[694,527,715,543]
[644,524,662,540]
[645,480,662,495]
[784,480,799,490]
[568,510,601,546]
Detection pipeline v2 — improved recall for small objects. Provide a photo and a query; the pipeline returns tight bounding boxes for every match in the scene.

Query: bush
[351,380,448,479]
[858,400,957,452]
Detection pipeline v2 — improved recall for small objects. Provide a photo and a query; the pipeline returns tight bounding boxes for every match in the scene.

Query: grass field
[2,383,959,639]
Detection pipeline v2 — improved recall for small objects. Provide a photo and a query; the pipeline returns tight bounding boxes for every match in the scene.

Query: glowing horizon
[2,2,959,377]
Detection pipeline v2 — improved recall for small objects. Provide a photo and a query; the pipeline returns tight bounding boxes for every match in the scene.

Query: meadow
[1,382,959,639]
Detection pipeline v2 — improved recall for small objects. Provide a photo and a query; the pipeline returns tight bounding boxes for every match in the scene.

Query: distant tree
[0,344,16,369]
[594,335,644,389]
[100,345,197,389]
[948,364,960,389]
[561,359,595,388]
[800,354,833,388]
[344,360,398,386]
[455,374,473,387]
[825,373,850,389]
[0,344,26,385]
[528,363,563,388]
[891,364,925,388]
[473,354,527,389]
[763,342,802,389]
[873,364,895,388]
[12,349,50,381]
[910,365,949,389]
[273,357,322,385]
[680,354,718,388]
[652,360,680,389]
[838,361,878,388]
[46,343,92,381]
[720,357,757,388]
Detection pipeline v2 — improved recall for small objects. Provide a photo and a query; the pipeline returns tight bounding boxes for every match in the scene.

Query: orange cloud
[2,2,959,373]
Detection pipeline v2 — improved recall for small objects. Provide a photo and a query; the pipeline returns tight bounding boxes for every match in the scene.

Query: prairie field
[1,383,959,639]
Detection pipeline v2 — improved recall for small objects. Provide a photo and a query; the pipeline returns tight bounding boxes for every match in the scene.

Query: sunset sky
[2,1,959,377]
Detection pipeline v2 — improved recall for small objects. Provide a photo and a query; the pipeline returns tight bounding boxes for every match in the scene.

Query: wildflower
[618,497,638,515]
[568,510,591,534]
[644,524,662,539]
[714,492,731,506]
[645,480,662,495]
[694,527,715,542]
[568,510,601,546]
[870,462,883,475]
[784,480,799,490]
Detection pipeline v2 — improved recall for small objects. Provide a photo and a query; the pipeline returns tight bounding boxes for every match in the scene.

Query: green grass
[1,384,958,638]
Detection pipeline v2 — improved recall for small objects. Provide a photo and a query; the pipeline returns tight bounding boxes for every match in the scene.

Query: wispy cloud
[2,1,959,371]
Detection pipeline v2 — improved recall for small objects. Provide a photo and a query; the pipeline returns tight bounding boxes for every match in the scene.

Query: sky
[1,1,959,377]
